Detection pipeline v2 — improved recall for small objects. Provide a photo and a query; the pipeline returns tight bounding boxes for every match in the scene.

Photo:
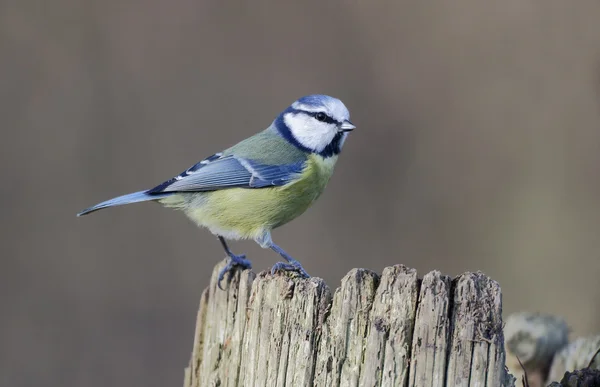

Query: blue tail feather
[77,190,172,216]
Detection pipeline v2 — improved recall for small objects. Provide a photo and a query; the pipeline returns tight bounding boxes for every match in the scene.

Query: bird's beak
[340,120,356,132]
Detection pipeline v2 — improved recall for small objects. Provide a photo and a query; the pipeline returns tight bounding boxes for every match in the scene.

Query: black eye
[315,112,327,122]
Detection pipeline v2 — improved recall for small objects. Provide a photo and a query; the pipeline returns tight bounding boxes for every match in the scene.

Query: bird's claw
[270,259,310,278]
[217,254,252,290]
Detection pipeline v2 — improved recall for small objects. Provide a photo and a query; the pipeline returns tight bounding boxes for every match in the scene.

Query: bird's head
[274,94,355,157]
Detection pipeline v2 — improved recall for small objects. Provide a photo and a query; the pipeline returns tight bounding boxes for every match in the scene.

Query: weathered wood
[548,368,600,387]
[184,260,255,387]
[446,273,507,387]
[409,271,452,387]
[238,271,330,386]
[359,265,419,387]
[503,311,600,386]
[184,259,515,387]
[548,335,600,384]
[313,268,379,386]
[504,312,569,386]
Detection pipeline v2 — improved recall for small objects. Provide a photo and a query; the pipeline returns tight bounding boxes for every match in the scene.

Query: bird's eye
[315,112,327,122]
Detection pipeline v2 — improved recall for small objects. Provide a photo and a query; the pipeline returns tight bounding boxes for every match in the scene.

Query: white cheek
[284,114,337,152]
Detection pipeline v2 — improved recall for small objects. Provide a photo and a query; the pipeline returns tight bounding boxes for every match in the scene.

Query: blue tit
[78,94,355,289]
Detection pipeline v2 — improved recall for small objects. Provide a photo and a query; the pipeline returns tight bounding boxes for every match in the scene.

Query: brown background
[2,1,600,386]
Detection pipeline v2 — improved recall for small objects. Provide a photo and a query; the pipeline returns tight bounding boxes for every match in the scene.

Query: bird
[77,94,355,289]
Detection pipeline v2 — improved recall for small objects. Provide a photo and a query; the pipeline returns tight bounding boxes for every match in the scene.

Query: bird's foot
[270,258,310,278]
[218,253,252,290]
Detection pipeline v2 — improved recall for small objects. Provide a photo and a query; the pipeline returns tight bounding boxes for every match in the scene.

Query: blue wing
[147,153,306,193]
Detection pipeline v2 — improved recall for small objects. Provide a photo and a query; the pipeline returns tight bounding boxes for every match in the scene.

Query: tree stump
[183,259,515,387]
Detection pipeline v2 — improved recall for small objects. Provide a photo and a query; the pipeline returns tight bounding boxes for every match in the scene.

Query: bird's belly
[185,185,318,239]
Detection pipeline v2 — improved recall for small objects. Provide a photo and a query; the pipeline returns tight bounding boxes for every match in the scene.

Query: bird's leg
[269,243,310,278]
[217,236,252,290]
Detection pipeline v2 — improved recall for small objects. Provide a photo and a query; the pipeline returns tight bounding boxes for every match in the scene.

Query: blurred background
[2,0,600,385]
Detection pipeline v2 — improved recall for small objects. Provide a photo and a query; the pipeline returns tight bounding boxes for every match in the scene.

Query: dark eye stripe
[283,107,342,126]
[306,111,339,125]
